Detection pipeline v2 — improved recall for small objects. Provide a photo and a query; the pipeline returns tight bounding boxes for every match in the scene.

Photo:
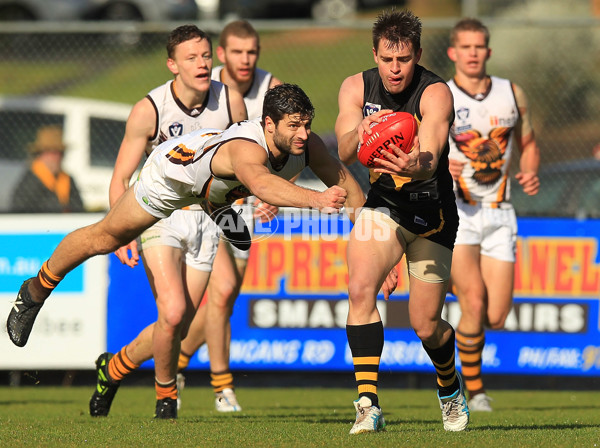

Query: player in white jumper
[7,84,365,420]
[446,18,540,412]
[177,20,282,412]
[90,25,247,419]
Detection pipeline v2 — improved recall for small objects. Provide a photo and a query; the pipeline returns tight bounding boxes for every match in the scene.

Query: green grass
[1,386,599,447]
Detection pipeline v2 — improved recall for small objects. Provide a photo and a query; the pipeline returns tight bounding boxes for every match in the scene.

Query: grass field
[1,386,599,447]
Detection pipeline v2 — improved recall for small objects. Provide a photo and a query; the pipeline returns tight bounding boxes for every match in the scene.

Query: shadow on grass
[181,412,442,427]
[0,399,79,405]
[471,423,600,431]
[500,404,600,412]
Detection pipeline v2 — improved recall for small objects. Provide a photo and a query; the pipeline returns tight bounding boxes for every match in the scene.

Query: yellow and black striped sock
[423,329,458,397]
[346,321,384,408]
[456,329,485,397]
[211,370,234,393]
[108,347,139,383]
[155,378,178,400]
[178,351,192,372]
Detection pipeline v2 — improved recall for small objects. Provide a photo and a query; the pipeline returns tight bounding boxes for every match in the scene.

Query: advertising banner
[0,214,107,369]
[106,212,600,376]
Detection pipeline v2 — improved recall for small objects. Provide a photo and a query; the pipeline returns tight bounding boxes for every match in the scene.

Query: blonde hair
[450,18,490,47]
[219,20,259,48]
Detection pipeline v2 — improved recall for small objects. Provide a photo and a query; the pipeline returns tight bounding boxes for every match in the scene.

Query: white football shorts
[139,209,219,272]
[133,151,200,220]
[454,200,517,262]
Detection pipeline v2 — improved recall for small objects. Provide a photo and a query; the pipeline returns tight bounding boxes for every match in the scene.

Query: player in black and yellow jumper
[335,9,468,434]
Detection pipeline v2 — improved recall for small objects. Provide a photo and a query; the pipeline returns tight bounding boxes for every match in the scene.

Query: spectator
[10,125,84,213]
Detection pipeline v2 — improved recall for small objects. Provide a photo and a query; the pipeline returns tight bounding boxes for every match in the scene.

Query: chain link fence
[1,9,599,215]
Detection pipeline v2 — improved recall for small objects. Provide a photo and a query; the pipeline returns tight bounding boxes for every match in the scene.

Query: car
[219,0,403,21]
[88,0,198,22]
[0,0,98,21]
[0,95,132,212]
[511,158,600,219]
[0,0,198,22]
[0,96,362,215]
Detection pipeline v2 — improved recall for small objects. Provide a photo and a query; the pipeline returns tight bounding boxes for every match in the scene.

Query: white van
[0,95,132,212]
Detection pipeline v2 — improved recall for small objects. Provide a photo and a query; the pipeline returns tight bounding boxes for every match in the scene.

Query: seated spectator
[10,125,84,213]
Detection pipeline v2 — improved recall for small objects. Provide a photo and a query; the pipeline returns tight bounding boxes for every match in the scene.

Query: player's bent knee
[413,324,438,345]
[210,282,240,307]
[159,307,187,331]
[487,314,508,330]
[347,281,379,304]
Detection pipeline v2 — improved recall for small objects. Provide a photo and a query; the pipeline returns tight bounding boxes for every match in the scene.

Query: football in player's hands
[357,112,418,168]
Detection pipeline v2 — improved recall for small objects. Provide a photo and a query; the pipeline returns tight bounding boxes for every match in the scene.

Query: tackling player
[93,24,246,419]
[176,20,282,413]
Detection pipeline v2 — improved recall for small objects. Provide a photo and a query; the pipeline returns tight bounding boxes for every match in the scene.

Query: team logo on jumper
[363,102,382,116]
[456,107,469,121]
[169,122,184,138]
[454,127,512,185]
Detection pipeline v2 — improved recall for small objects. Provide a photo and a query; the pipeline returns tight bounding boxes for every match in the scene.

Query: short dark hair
[166,24,212,59]
[450,18,490,47]
[262,84,315,126]
[372,9,422,55]
[219,20,260,48]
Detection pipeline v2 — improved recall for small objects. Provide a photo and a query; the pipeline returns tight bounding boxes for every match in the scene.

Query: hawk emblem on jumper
[454,127,513,185]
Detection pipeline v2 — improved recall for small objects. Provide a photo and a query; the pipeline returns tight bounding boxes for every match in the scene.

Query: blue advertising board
[0,214,107,370]
[106,213,600,376]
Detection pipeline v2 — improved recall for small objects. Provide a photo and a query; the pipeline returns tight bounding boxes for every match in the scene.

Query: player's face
[272,113,312,156]
[374,38,422,95]
[448,30,490,78]
[222,35,259,84]
[169,37,213,93]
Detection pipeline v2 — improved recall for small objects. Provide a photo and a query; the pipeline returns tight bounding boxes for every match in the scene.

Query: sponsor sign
[0,212,596,376]
[104,213,600,375]
[0,211,596,376]
[0,214,107,369]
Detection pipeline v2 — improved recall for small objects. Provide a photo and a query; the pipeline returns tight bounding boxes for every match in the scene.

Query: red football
[357,112,418,168]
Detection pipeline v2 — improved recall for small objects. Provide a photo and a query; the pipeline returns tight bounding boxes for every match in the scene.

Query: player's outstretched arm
[228,141,348,213]
[306,132,366,223]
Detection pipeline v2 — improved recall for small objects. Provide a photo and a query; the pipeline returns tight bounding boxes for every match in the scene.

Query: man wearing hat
[10,125,84,213]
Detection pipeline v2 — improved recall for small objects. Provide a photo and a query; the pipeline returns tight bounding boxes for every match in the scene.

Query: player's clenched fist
[314,185,347,213]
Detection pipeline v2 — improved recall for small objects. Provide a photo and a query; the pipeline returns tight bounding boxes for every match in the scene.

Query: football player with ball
[335,9,467,434]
